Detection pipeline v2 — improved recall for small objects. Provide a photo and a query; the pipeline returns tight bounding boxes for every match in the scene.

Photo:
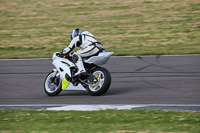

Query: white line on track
[1,104,200,106]
[1,104,200,111]
[0,58,50,61]
[46,105,144,111]
[46,104,200,111]
[0,54,199,61]
[111,54,200,58]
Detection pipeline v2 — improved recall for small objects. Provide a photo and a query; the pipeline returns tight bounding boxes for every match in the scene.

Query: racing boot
[74,57,87,77]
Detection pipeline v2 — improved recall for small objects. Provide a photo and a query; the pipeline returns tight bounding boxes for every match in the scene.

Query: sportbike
[44,51,114,96]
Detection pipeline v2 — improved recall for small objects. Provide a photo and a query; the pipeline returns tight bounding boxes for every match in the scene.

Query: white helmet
[70,28,82,40]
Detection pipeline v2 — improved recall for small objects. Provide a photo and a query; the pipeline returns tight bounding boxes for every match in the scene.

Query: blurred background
[0,0,200,58]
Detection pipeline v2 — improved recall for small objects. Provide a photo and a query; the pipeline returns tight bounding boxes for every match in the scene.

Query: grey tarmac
[0,55,200,105]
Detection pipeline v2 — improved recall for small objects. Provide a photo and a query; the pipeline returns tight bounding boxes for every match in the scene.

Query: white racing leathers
[62,31,105,76]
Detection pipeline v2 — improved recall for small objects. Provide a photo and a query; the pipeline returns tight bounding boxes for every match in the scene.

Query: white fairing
[52,52,74,78]
[52,52,86,91]
[84,52,114,65]
[52,52,113,91]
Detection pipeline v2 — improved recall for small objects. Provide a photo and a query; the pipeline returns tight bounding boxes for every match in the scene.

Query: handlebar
[55,52,73,60]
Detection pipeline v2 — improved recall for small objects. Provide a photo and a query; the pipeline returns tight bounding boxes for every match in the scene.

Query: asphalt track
[0,55,200,105]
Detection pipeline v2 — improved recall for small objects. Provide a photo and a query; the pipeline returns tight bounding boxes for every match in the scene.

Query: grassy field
[0,109,200,133]
[0,0,200,59]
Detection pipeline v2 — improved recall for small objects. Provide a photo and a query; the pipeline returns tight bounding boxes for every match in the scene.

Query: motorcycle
[44,51,114,96]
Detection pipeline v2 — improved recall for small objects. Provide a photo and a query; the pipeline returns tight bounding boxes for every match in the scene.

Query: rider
[62,28,105,77]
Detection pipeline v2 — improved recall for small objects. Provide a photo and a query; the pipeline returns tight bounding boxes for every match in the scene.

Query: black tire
[44,71,62,96]
[87,67,111,96]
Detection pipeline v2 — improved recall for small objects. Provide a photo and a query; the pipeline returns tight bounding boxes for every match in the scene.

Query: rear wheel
[87,67,111,96]
[44,71,62,96]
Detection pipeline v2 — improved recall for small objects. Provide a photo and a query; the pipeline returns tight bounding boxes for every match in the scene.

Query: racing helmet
[70,28,82,40]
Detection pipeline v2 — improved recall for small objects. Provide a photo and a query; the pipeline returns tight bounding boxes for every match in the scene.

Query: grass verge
[0,109,200,133]
[0,0,200,58]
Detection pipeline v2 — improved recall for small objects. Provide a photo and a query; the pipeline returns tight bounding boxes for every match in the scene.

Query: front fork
[51,69,60,85]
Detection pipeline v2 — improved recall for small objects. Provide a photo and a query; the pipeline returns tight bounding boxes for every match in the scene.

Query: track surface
[0,55,200,105]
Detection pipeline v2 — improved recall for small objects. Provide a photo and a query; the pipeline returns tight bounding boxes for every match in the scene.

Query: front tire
[44,71,62,96]
[87,67,111,96]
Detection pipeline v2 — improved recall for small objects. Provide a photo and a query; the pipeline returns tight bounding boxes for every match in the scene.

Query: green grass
[0,0,200,58]
[0,109,200,133]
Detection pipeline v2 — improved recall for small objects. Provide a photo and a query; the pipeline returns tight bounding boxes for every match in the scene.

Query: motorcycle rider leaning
[62,28,105,77]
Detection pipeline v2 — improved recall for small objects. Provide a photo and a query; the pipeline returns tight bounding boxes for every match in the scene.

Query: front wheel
[44,71,62,96]
[87,67,111,96]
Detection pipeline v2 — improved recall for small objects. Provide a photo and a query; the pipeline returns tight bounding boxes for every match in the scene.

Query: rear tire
[44,71,62,96]
[87,67,111,96]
